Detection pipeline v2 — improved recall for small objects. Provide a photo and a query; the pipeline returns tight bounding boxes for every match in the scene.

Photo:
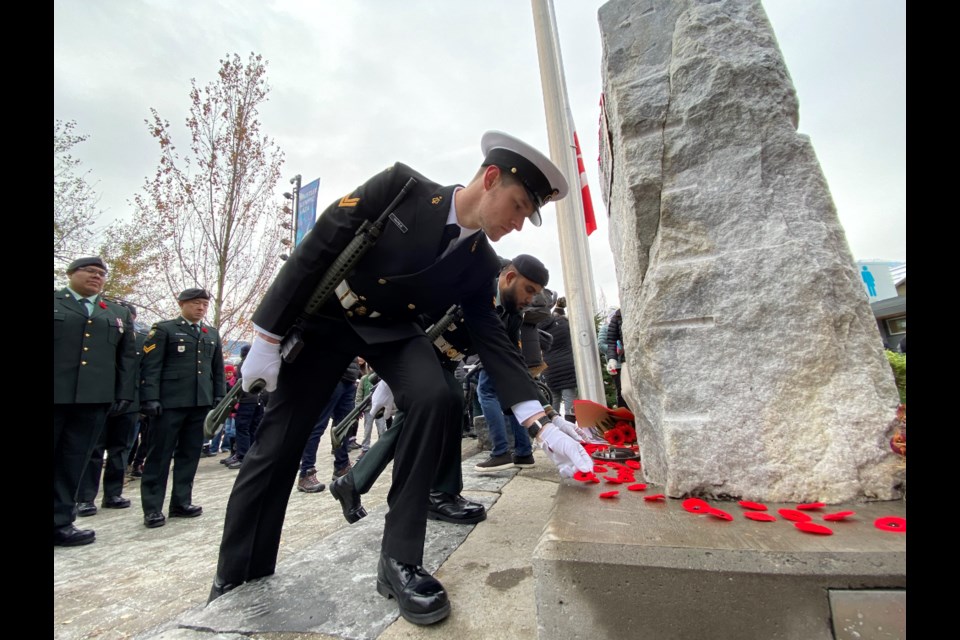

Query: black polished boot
[427,491,486,524]
[329,471,367,524]
[376,552,450,625]
[207,575,238,604]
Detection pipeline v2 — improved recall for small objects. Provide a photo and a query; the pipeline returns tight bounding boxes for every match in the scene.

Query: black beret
[178,288,211,302]
[240,344,251,357]
[66,256,108,274]
[510,254,549,288]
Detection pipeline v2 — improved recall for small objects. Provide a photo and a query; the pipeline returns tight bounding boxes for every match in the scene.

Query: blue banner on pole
[296,178,321,246]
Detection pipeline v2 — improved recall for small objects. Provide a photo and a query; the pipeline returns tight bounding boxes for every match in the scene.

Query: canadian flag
[572,128,597,236]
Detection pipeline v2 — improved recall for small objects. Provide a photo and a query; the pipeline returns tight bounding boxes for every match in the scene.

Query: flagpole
[531,0,605,404]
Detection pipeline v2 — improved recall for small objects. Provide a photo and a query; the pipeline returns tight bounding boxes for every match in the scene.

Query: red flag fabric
[573,130,597,236]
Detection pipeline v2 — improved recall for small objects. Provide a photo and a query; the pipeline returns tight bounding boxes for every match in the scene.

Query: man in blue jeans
[296,358,360,492]
[473,256,546,472]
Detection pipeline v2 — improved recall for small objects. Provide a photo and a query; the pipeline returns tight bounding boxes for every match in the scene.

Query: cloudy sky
[54,0,905,310]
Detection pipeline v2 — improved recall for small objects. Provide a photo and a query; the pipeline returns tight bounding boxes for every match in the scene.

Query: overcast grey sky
[54,0,905,310]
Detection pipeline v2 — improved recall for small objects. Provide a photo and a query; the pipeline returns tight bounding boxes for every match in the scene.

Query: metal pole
[291,174,302,246]
[531,0,605,404]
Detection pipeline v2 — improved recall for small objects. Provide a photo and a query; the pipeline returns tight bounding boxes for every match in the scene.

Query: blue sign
[296,178,321,246]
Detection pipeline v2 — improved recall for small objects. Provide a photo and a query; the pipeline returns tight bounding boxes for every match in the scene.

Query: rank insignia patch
[339,195,360,208]
[143,344,156,354]
[432,196,443,205]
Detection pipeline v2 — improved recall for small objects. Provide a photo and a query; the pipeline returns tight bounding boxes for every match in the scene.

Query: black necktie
[191,323,200,336]
[438,223,460,256]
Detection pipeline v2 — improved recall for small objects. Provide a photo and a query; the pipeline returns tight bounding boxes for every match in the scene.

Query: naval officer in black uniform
[139,288,225,528]
[54,256,137,546]
[210,131,593,625]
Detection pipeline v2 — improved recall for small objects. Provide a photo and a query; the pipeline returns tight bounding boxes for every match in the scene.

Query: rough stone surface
[597,0,902,503]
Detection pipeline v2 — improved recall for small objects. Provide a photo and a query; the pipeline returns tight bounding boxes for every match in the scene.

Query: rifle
[203,378,265,440]
[329,303,463,449]
[281,177,418,363]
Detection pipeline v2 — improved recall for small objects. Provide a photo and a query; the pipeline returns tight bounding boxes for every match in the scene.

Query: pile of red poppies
[601,420,637,446]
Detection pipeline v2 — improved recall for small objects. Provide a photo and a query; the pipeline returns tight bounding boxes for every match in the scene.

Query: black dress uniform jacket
[140,318,226,408]
[253,162,538,407]
[53,289,137,404]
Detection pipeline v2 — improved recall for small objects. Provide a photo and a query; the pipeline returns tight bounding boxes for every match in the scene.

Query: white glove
[551,415,585,442]
[241,336,282,392]
[606,358,620,375]
[539,424,594,478]
[369,380,395,420]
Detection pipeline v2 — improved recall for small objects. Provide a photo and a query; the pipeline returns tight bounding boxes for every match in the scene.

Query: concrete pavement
[54,434,560,640]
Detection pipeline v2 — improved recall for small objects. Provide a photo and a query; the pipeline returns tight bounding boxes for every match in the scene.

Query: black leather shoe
[144,512,166,528]
[101,495,131,509]
[207,576,239,604]
[77,501,98,517]
[329,472,367,524]
[53,524,96,547]
[169,504,203,518]
[376,552,450,625]
[427,491,487,524]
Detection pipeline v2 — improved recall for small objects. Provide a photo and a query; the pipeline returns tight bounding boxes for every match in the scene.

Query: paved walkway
[54,434,560,640]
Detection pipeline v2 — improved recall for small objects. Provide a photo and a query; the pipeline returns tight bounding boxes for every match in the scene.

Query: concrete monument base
[533,482,905,640]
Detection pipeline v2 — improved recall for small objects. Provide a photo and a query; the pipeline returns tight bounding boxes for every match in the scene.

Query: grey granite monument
[597,0,902,503]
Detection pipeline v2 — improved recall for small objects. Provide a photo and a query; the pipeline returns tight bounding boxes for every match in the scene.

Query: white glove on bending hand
[538,424,594,478]
[241,336,282,392]
[606,358,620,375]
[551,416,586,442]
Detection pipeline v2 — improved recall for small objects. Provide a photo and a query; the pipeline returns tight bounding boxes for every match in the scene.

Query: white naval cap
[480,130,569,227]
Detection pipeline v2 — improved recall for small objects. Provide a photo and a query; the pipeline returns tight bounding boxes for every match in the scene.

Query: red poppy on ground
[626,460,641,470]
[604,477,624,484]
[98,300,108,309]
[582,443,608,456]
[744,512,777,522]
[599,491,620,499]
[682,498,711,514]
[201,327,208,333]
[823,511,856,522]
[604,428,627,447]
[777,509,812,522]
[874,516,906,533]
[795,521,833,535]
[706,508,733,521]
[643,494,666,502]
[620,424,637,443]
[606,461,627,470]
[627,484,647,491]
[796,502,826,510]
[593,465,608,474]
[573,471,597,483]
[618,474,636,483]
[738,501,768,511]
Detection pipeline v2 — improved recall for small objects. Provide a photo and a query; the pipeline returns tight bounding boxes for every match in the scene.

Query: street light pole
[281,174,302,260]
